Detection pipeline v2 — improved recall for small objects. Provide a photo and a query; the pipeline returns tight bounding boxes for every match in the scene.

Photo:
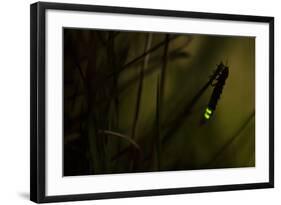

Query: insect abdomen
[204,65,229,120]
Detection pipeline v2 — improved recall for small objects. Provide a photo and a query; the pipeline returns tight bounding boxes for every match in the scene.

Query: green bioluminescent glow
[206,108,212,114]
[204,107,213,120]
[204,113,210,119]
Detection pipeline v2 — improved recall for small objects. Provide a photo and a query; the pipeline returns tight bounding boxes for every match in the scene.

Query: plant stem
[156,34,170,169]
[130,33,153,171]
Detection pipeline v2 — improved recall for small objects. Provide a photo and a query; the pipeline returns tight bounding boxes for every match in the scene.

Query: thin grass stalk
[130,33,153,171]
[98,130,142,154]
[86,32,106,174]
[156,34,170,169]
[97,31,120,47]
[107,32,119,128]
[159,34,170,109]
[153,76,161,170]
[131,33,153,140]
[105,31,120,172]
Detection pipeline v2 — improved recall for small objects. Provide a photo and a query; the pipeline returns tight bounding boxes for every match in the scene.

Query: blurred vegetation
[63,28,255,176]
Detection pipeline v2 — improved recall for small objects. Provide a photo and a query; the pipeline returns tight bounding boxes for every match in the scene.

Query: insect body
[204,63,229,120]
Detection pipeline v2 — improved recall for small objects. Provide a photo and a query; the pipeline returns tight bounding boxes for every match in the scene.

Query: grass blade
[98,130,142,154]
[153,76,161,170]
[130,33,153,170]
[131,33,153,140]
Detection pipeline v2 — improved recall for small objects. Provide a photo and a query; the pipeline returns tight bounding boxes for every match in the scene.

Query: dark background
[63,28,255,176]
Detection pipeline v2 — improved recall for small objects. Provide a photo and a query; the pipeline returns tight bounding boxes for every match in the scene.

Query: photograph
[29,2,274,202]
[63,28,255,176]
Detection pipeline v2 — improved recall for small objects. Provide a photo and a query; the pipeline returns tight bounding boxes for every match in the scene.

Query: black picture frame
[30,2,274,203]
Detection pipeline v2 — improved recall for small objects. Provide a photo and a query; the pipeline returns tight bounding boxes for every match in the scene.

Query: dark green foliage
[63,29,255,176]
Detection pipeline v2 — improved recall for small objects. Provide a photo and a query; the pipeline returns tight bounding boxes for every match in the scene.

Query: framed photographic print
[30,2,274,203]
